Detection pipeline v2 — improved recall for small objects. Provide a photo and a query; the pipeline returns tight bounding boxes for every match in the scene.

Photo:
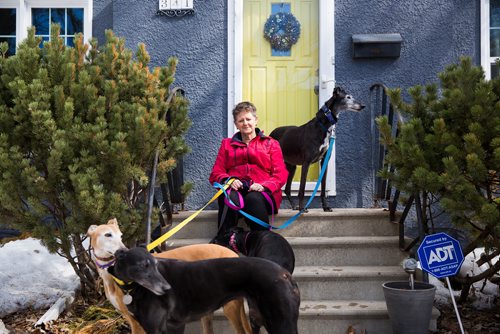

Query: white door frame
[227,0,336,197]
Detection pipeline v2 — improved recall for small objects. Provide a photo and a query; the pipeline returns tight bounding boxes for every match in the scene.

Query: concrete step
[163,236,407,267]
[183,300,440,334]
[169,208,399,239]
[288,236,406,266]
[294,266,407,300]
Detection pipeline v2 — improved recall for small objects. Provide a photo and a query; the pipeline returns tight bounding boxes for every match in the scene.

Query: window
[0,8,16,56]
[32,8,84,47]
[0,1,91,56]
[482,0,500,79]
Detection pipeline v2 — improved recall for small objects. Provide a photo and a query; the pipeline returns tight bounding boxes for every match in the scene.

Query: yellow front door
[242,0,319,182]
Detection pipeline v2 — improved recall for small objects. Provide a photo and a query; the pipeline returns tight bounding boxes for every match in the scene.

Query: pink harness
[229,231,250,255]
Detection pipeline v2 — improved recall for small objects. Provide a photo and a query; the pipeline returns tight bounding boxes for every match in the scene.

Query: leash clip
[330,124,336,139]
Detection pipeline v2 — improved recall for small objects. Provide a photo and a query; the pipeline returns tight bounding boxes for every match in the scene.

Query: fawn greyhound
[269,86,365,211]
[87,219,250,334]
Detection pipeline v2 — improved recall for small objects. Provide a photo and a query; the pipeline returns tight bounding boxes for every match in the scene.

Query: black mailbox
[352,33,402,59]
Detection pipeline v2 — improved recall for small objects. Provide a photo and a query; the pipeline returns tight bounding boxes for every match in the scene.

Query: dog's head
[328,86,365,114]
[87,218,127,259]
[111,247,171,295]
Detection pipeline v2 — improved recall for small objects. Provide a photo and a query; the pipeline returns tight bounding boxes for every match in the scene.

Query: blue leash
[213,134,335,230]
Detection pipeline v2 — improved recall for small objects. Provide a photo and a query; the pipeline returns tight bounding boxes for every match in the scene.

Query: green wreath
[263,12,301,51]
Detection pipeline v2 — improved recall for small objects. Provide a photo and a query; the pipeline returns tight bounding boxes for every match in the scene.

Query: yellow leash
[146,178,234,252]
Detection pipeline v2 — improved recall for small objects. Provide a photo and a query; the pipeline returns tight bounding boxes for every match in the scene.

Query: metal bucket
[383,281,436,334]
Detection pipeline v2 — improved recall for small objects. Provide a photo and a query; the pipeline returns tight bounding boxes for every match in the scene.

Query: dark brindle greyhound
[211,227,296,333]
[110,247,300,334]
[212,226,295,274]
[270,86,365,211]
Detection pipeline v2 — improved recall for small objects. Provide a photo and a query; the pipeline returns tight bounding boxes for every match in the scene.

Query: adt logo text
[424,241,458,268]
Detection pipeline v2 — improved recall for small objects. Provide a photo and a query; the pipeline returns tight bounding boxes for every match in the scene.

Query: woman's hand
[231,179,243,190]
[249,183,265,192]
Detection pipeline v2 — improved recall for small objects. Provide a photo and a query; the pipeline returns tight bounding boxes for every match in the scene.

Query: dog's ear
[333,86,343,97]
[333,86,346,97]
[87,225,98,236]
[107,218,119,226]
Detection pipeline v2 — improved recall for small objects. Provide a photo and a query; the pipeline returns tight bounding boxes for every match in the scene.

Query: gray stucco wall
[92,0,479,210]
[331,0,479,209]
[93,0,228,210]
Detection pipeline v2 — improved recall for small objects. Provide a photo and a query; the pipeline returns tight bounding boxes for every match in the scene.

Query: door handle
[321,75,335,88]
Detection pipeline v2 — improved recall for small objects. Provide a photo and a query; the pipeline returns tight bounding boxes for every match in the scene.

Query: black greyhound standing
[270,86,365,211]
[110,247,300,334]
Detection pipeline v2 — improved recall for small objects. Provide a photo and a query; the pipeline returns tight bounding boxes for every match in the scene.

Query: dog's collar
[94,257,116,269]
[90,248,117,269]
[229,231,250,255]
[109,269,135,291]
[229,233,240,254]
[320,104,338,125]
[110,274,134,288]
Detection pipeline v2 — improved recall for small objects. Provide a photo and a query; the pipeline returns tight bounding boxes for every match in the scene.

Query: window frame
[481,0,500,79]
[0,0,92,52]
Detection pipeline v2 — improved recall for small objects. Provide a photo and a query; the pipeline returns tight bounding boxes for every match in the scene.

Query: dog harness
[229,233,240,253]
[229,231,250,255]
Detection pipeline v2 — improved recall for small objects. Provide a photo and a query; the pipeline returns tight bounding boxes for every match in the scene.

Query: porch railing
[369,83,428,262]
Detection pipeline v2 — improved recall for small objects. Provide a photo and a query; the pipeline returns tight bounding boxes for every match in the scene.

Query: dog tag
[123,293,133,305]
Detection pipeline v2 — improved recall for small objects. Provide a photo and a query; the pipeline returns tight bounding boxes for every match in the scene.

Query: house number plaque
[158,0,194,17]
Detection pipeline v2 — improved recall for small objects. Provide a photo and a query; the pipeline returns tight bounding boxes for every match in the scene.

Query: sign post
[417,232,465,334]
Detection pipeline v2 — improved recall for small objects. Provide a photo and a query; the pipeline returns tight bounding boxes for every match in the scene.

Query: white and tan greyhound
[87,218,251,334]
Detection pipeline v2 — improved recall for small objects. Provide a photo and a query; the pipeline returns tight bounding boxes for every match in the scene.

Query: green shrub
[0,25,191,298]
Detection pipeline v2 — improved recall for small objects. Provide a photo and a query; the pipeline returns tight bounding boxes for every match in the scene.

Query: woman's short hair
[232,101,257,122]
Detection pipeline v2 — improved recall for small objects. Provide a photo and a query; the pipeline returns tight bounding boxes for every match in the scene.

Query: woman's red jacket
[209,130,288,210]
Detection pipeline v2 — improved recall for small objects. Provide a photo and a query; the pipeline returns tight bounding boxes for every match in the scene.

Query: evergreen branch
[477,249,500,267]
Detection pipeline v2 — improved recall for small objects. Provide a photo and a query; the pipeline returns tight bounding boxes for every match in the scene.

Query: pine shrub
[0,25,191,298]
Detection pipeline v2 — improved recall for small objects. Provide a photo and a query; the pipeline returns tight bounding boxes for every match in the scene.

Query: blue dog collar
[320,104,338,125]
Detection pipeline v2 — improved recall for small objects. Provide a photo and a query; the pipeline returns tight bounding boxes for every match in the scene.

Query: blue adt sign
[417,232,464,279]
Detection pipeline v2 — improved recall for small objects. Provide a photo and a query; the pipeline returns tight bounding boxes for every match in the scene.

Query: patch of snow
[0,238,80,318]
[420,248,500,309]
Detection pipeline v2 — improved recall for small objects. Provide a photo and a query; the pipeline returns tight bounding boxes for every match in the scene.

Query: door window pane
[0,8,16,56]
[270,3,292,57]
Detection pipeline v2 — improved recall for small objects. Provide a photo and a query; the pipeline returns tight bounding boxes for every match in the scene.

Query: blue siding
[92,0,479,210]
